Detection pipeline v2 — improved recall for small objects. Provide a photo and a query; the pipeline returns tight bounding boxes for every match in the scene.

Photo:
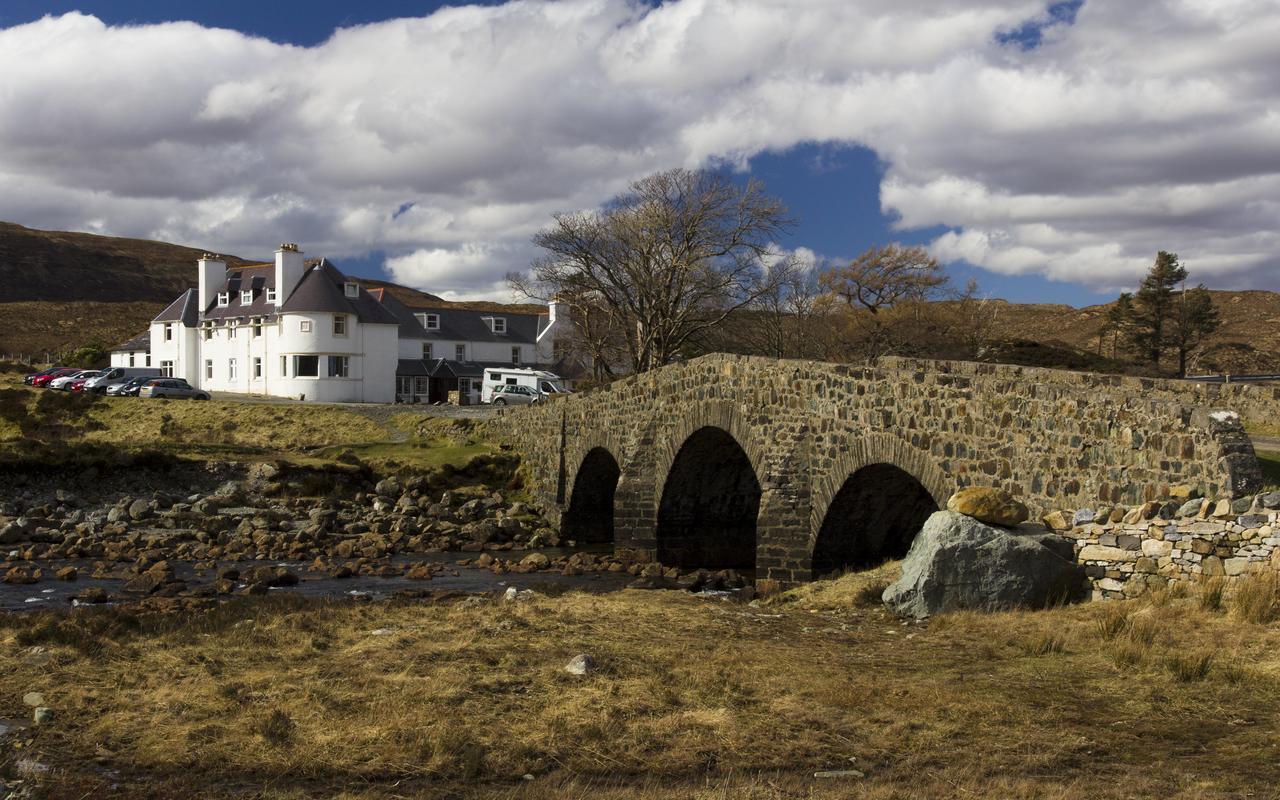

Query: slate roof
[110,331,151,353]
[201,263,280,322]
[153,288,199,327]
[396,358,491,378]
[277,261,401,326]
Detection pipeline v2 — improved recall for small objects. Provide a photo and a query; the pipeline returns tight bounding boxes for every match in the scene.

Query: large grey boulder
[883,511,1085,618]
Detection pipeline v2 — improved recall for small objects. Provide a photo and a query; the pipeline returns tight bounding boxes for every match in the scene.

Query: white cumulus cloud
[0,0,1276,297]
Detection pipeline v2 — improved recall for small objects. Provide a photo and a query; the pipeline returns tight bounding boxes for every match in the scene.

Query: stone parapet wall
[880,356,1280,427]
[1059,491,1280,599]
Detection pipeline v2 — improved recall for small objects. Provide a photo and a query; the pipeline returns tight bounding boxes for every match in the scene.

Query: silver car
[489,384,540,406]
[139,378,211,401]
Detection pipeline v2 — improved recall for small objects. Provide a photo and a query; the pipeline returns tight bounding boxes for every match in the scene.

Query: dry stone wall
[1063,491,1280,599]
[486,353,1264,586]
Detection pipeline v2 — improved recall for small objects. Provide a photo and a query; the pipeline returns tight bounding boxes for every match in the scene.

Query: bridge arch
[809,433,949,577]
[656,424,762,570]
[560,446,622,544]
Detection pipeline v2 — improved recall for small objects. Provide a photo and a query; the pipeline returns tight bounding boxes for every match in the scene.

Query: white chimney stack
[197,253,225,313]
[274,243,305,306]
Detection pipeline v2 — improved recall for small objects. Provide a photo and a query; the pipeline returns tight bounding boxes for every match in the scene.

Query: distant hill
[0,222,547,358]
[0,220,1275,373]
[984,291,1280,374]
[0,221,253,303]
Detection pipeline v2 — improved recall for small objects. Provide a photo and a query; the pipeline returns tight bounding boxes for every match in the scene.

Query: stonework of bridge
[486,353,1263,587]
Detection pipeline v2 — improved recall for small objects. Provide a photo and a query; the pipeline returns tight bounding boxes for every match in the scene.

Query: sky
[0,1,1277,306]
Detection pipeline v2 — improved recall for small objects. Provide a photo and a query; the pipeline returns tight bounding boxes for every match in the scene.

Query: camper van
[480,369,568,404]
[83,366,166,395]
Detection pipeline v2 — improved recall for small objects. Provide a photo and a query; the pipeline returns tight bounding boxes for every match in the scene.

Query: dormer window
[490,317,507,334]
[344,282,359,298]
[424,313,440,330]
[241,290,253,305]
[266,288,278,303]
[216,292,229,307]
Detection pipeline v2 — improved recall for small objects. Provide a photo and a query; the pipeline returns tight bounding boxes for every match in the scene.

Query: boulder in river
[882,511,1085,619]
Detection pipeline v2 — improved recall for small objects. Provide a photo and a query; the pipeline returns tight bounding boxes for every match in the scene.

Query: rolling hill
[0,220,1275,374]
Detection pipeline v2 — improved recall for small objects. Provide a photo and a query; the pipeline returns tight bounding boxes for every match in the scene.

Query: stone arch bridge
[486,354,1261,587]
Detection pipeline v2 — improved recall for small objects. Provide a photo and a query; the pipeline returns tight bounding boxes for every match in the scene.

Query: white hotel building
[111,244,566,404]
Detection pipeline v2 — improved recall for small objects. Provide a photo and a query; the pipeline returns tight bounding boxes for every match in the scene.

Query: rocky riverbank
[0,457,748,612]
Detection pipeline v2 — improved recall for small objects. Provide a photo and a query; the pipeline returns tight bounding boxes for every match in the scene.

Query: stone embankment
[1046,491,1280,599]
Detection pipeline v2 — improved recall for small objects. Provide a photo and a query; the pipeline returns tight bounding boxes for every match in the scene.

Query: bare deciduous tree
[511,168,795,373]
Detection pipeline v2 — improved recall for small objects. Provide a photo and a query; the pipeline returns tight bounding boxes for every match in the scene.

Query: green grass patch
[311,439,496,470]
[1257,450,1280,492]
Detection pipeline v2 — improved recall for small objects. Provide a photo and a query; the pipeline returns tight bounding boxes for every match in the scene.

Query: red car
[31,367,79,388]
[70,377,93,392]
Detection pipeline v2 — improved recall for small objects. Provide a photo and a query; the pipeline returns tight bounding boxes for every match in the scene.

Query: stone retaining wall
[1059,491,1280,599]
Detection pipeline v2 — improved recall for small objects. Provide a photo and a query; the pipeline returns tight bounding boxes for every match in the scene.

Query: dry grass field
[3,571,1280,798]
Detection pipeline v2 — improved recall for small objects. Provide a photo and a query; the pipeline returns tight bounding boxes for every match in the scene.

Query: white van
[83,366,166,395]
[480,369,568,404]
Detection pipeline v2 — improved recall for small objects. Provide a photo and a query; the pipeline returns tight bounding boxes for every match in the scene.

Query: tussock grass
[5,585,1280,798]
[1231,572,1280,624]
[764,561,901,611]
[1200,577,1227,612]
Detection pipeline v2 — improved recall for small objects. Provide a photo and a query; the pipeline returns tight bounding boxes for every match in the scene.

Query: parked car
[49,370,99,390]
[139,378,210,400]
[83,367,165,395]
[69,375,97,393]
[107,375,157,396]
[31,368,79,388]
[23,367,64,385]
[488,384,542,406]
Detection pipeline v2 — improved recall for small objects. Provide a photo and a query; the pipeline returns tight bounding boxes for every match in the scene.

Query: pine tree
[1167,284,1220,377]
[1130,251,1188,369]
[1100,292,1136,359]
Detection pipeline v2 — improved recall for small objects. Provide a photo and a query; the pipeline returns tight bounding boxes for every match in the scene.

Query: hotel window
[425,313,440,330]
[160,360,174,378]
[455,344,466,361]
[204,360,213,380]
[228,320,238,339]
[252,317,262,337]
[491,317,507,334]
[253,357,262,379]
[511,347,521,366]
[292,355,319,377]
[333,315,347,336]
[145,355,151,367]
[240,290,253,305]
[300,319,312,333]
[164,323,173,342]
[266,288,277,303]
[422,342,432,360]
[228,358,237,380]
[217,292,229,307]
[201,322,213,341]
[344,282,359,298]
[128,353,135,367]
[328,355,350,378]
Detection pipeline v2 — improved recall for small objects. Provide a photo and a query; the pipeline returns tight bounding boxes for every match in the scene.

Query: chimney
[198,253,225,313]
[274,243,305,306]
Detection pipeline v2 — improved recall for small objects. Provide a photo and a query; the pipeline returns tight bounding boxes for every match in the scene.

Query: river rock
[882,511,1086,619]
[945,488,1028,527]
[375,477,402,498]
[520,552,551,570]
